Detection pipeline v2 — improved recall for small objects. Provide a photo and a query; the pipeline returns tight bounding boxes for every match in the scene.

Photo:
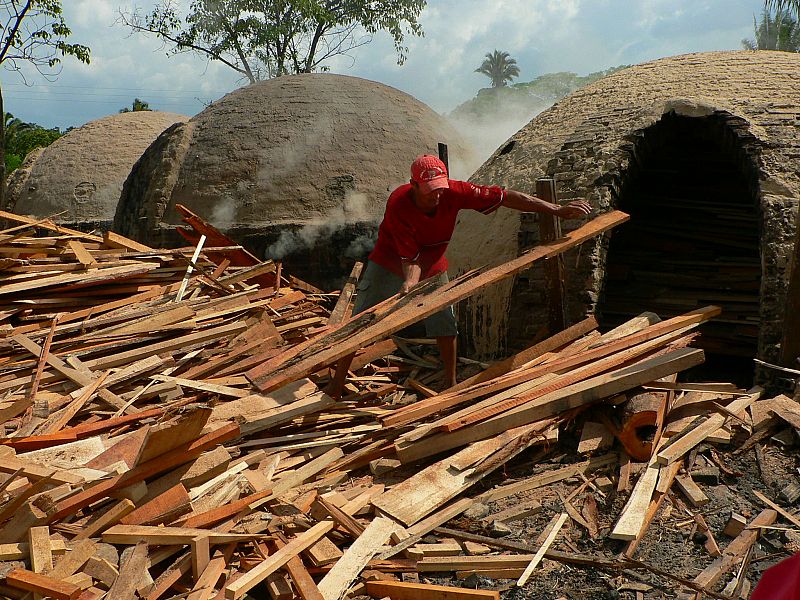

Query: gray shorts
[352,261,458,338]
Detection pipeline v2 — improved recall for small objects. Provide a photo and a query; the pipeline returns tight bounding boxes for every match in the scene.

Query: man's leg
[436,335,457,389]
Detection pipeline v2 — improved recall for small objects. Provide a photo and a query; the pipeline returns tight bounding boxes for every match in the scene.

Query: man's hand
[399,260,422,295]
[554,200,592,219]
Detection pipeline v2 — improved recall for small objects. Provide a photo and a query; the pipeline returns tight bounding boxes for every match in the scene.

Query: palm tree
[766,0,800,16]
[742,8,800,51]
[475,50,520,88]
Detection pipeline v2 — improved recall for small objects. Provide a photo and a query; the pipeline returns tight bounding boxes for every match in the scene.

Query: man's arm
[501,190,592,219]
[399,259,422,295]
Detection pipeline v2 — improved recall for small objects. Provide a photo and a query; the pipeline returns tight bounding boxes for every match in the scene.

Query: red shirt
[369,180,505,278]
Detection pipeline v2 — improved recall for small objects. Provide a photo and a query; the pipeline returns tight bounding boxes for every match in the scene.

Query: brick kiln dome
[4,111,187,226]
[447,50,800,371]
[113,73,475,246]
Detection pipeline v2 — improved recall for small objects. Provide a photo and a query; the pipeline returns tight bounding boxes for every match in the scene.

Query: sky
[2,0,767,130]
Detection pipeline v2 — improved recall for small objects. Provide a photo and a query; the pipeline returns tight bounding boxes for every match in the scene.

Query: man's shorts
[352,261,458,338]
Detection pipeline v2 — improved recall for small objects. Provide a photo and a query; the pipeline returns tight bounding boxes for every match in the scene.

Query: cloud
[2,0,763,133]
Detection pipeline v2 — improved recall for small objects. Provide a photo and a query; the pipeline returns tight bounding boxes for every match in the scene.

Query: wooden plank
[418,555,538,571]
[48,422,240,523]
[181,489,272,529]
[375,498,474,561]
[374,425,538,526]
[138,407,212,465]
[516,512,568,587]
[315,496,365,538]
[50,540,97,580]
[536,178,568,333]
[72,499,136,541]
[5,568,81,600]
[107,541,149,599]
[102,525,260,546]
[0,263,159,296]
[387,307,714,429]
[752,490,800,530]
[770,395,800,429]
[365,580,500,600]
[0,210,103,242]
[328,261,363,325]
[674,475,710,507]
[610,451,662,541]
[247,211,629,392]
[187,552,227,600]
[276,536,326,600]
[396,348,704,464]
[28,525,53,575]
[0,540,67,562]
[120,484,192,526]
[657,387,762,465]
[689,509,777,592]
[438,323,703,433]
[103,230,153,252]
[317,516,399,600]
[66,240,96,268]
[223,521,334,600]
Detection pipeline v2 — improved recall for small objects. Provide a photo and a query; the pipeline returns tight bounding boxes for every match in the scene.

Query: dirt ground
[412,424,798,599]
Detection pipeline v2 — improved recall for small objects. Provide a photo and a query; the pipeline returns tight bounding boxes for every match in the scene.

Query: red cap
[410,155,449,194]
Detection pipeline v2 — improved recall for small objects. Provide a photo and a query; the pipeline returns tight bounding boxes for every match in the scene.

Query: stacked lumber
[0,208,792,600]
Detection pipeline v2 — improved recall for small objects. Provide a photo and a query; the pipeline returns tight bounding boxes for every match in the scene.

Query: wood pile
[0,208,794,600]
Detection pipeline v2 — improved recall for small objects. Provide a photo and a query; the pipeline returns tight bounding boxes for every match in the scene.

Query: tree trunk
[0,83,6,211]
[781,201,800,367]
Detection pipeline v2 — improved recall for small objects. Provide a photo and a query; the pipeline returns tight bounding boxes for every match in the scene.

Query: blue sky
[2,0,766,130]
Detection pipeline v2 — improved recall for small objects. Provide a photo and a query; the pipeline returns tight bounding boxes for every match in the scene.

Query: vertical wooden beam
[437,142,449,174]
[536,178,568,333]
[781,201,800,368]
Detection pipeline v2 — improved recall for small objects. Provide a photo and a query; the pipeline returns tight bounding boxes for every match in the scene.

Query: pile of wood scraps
[0,208,795,600]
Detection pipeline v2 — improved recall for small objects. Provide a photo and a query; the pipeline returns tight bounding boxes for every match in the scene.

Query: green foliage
[474,50,520,88]
[0,1,89,185]
[3,112,60,175]
[120,98,152,113]
[765,1,800,17]
[119,0,426,82]
[743,7,800,51]
[0,1,90,72]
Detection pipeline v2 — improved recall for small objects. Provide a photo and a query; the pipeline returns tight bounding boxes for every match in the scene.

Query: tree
[766,0,800,18]
[3,112,59,173]
[0,1,90,200]
[118,0,426,83]
[120,98,152,113]
[475,50,520,88]
[742,7,800,51]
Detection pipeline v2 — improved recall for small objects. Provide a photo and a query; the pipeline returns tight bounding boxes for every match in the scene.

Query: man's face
[412,182,446,212]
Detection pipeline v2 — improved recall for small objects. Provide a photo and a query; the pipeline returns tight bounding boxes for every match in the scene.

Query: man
[328,154,591,397]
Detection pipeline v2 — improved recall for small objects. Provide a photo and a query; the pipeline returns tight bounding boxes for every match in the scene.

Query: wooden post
[781,202,800,368]
[536,178,568,333]
[437,142,449,174]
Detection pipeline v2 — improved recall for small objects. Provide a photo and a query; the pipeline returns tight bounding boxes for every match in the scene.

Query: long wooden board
[396,348,704,464]
[247,211,629,391]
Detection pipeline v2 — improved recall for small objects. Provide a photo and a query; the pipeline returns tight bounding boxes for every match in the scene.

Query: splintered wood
[0,208,790,600]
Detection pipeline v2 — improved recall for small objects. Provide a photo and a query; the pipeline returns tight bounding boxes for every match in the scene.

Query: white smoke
[210,198,237,230]
[265,190,379,260]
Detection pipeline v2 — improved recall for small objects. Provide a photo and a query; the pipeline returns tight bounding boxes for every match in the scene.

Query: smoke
[210,198,236,230]
[265,190,379,260]
[447,90,554,167]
